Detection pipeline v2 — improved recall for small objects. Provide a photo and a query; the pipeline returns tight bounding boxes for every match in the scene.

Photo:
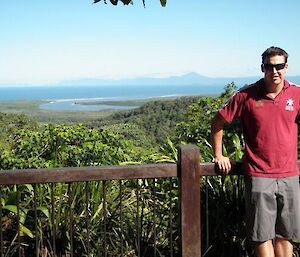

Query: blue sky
[1,0,300,85]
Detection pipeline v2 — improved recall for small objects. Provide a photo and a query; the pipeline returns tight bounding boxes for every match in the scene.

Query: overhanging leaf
[160,0,167,7]
[120,0,132,4]
[110,0,118,5]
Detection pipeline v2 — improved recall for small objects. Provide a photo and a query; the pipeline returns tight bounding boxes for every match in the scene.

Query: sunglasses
[263,63,286,72]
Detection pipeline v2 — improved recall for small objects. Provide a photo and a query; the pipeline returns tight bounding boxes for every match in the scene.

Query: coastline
[0,94,210,124]
[0,84,222,123]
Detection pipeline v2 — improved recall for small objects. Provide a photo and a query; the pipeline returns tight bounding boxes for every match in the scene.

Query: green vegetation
[91,96,202,146]
[0,100,117,124]
[0,82,271,257]
[0,112,38,152]
[76,98,149,106]
[93,0,167,8]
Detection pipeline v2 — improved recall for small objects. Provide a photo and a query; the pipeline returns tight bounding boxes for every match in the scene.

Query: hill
[55,72,300,87]
[89,96,201,145]
[56,72,258,87]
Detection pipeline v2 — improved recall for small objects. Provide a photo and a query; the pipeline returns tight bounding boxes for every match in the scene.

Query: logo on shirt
[255,100,264,108]
[285,98,294,111]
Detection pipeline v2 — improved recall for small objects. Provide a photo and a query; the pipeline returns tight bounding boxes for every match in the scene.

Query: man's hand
[211,113,232,174]
[213,155,232,174]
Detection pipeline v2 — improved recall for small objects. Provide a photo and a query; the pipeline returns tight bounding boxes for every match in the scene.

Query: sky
[1,0,300,86]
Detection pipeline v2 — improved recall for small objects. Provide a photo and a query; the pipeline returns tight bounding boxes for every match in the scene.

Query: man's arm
[211,112,231,174]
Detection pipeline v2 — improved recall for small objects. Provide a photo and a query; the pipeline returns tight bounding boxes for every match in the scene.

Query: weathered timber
[0,161,247,186]
[0,163,177,185]
[0,145,271,257]
[200,161,244,176]
[178,144,201,257]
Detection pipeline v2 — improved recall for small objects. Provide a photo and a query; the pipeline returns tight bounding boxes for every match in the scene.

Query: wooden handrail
[0,145,255,257]
[0,163,177,185]
[0,161,246,185]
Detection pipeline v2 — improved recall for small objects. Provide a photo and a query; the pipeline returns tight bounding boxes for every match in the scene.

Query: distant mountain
[57,72,300,88]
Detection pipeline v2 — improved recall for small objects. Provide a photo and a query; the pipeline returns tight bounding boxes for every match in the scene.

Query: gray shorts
[245,175,300,242]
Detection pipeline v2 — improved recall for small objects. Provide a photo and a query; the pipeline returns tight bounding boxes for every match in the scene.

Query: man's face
[261,55,288,86]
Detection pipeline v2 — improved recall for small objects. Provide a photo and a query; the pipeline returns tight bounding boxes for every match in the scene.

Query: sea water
[0,84,223,111]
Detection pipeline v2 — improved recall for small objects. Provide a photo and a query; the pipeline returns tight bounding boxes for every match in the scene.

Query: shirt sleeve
[218,92,244,124]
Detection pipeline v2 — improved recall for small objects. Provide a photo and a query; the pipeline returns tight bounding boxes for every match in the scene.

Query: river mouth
[38,97,148,111]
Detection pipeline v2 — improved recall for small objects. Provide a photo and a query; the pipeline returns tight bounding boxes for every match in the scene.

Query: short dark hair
[261,46,288,64]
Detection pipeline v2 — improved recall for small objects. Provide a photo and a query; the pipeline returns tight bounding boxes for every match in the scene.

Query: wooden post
[178,144,201,257]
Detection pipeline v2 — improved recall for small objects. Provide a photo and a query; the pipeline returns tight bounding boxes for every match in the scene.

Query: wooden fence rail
[0,144,245,257]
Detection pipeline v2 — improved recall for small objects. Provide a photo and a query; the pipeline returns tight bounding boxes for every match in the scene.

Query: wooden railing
[0,144,244,257]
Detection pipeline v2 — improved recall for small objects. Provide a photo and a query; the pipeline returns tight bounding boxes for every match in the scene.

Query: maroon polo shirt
[219,79,300,177]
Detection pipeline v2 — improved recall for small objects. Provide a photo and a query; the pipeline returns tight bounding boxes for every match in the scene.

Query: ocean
[0,84,224,111]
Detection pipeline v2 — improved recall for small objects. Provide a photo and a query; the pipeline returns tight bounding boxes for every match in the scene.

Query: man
[211,46,300,257]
